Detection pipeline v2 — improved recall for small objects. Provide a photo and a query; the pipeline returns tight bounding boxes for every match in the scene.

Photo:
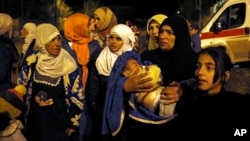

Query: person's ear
[224,71,231,81]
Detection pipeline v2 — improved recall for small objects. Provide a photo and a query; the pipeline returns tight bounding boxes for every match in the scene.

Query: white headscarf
[0,13,13,38]
[22,22,37,54]
[95,24,135,76]
[35,23,77,78]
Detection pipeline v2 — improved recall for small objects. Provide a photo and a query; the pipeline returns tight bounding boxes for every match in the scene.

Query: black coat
[0,36,19,91]
[141,47,197,86]
[174,88,250,141]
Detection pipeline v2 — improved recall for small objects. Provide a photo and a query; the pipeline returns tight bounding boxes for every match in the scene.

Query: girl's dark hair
[198,47,232,83]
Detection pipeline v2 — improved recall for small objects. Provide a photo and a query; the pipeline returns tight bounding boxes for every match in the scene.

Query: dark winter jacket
[0,36,19,91]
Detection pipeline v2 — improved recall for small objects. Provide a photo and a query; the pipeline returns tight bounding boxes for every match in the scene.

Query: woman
[0,13,19,91]
[19,22,37,71]
[63,12,102,141]
[86,24,135,141]
[63,12,102,91]
[17,23,84,141]
[138,14,167,54]
[102,50,177,141]
[124,14,197,141]
[93,6,117,48]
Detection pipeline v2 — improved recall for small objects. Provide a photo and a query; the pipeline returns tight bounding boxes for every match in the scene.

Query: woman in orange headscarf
[63,13,102,91]
[63,12,102,141]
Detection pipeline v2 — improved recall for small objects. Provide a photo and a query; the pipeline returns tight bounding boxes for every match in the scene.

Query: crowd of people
[0,5,250,141]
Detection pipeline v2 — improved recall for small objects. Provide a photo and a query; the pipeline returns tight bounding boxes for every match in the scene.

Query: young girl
[174,47,250,140]
[86,24,136,141]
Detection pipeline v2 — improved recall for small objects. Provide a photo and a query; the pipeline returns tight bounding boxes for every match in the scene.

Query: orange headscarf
[63,13,92,90]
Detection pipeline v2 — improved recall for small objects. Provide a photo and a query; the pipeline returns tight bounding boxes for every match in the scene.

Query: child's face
[108,34,124,53]
[122,59,142,77]
[195,53,222,95]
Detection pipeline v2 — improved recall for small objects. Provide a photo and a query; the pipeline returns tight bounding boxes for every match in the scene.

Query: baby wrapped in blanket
[122,58,176,124]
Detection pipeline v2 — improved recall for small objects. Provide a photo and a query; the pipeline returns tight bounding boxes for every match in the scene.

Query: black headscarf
[159,14,192,55]
[141,15,197,85]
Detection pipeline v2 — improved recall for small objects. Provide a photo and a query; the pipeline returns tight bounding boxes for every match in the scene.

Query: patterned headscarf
[95,24,135,76]
[146,14,167,51]
[0,13,13,38]
[63,13,92,89]
[36,23,77,78]
[94,7,117,40]
[22,22,37,54]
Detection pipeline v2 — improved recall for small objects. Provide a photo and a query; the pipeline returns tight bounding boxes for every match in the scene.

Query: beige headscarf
[94,6,117,42]
[146,14,167,51]
[0,13,13,38]
[36,23,77,78]
[95,24,135,76]
[22,22,37,54]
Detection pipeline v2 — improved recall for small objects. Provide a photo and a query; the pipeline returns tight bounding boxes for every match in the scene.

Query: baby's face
[123,59,162,85]
[123,59,142,77]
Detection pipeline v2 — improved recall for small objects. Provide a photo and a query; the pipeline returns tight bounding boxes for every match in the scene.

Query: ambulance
[200,0,250,64]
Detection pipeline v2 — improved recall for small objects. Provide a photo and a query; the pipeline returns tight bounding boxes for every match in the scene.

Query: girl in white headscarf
[95,24,135,76]
[86,24,136,141]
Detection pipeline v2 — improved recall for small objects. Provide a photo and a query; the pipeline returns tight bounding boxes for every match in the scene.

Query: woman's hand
[160,81,183,105]
[123,68,157,93]
[65,128,75,136]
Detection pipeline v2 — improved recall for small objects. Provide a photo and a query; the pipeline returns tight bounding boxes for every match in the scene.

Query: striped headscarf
[94,7,117,41]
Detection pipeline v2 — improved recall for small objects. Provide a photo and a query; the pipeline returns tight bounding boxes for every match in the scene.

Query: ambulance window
[210,3,246,32]
[229,3,245,29]
[211,9,229,31]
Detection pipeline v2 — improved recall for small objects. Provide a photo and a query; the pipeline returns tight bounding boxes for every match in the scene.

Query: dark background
[65,0,181,16]
[0,0,220,26]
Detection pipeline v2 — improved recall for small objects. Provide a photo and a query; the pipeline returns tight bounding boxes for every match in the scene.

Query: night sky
[65,0,181,18]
